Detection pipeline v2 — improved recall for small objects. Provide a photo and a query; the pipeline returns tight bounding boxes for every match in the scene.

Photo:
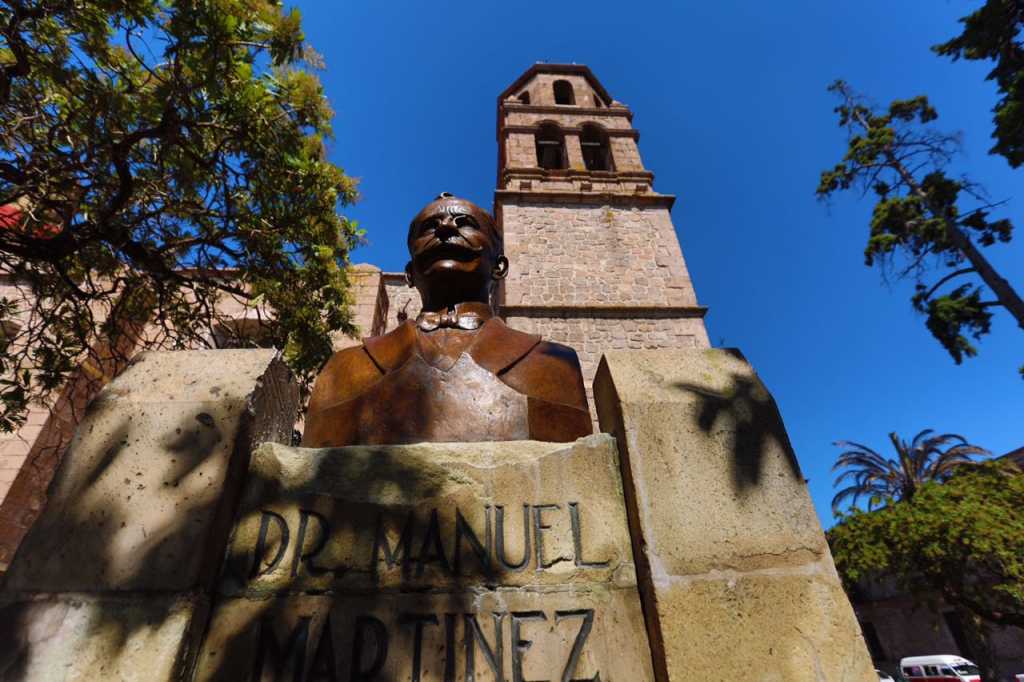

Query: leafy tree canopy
[0,0,360,431]
[829,460,1024,629]
[818,81,1023,374]
[935,0,1024,168]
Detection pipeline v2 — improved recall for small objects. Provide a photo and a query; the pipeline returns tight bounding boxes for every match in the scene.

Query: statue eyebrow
[419,208,478,225]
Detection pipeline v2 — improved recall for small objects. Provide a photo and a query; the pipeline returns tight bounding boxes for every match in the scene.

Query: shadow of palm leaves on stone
[0,351,299,681]
[0,416,454,681]
[672,369,803,492]
[0,407,245,680]
[199,440,546,682]
[194,443,453,681]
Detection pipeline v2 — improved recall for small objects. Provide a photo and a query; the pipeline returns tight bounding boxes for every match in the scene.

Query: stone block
[3,349,300,594]
[195,589,650,681]
[656,574,875,681]
[220,435,634,595]
[0,593,204,682]
[200,436,654,680]
[593,348,875,682]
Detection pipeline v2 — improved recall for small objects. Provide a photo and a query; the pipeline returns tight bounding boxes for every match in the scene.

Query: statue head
[405,193,509,311]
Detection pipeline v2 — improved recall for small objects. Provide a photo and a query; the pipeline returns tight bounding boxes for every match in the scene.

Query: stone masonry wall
[506,132,536,168]
[0,406,48,508]
[501,202,700,308]
[382,274,422,333]
[608,136,644,172]
[505,313,709,422]
[330,264,386,349]
[0,279,42,506]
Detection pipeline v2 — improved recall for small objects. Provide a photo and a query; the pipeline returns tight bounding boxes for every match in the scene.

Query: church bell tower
[494,64,710,408]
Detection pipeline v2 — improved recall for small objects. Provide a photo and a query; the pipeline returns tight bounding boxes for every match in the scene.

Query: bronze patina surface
[303,193,592,446]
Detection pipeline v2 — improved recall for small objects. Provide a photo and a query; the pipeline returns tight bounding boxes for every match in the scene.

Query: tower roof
[498,63,613,106]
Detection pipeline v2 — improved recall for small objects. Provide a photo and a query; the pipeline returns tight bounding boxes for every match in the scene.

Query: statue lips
[415,240,484,272]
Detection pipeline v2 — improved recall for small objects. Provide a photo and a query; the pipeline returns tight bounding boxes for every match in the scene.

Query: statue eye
[454,215,477,229]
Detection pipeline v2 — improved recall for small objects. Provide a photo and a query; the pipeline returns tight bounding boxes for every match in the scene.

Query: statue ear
[404,262,414,287]
[492,255,509,280]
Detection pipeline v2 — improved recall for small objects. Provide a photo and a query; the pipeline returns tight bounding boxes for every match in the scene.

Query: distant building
[848,446,1024,679]
[0,64,709,568]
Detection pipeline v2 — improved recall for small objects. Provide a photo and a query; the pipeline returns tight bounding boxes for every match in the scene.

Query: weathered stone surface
[0,349,299,682]
[195,589,649,681]
[202,435,654,680]
[505,313,707,423]
[501,204,699,310]
[221,435,635,595]
[593,348,876,682]
[3,349,299,594]
[0,594,203,681]
[657,575,874,681]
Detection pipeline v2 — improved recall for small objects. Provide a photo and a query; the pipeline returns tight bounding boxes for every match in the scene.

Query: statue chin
[411,264,487,304]
[422,256,481,273]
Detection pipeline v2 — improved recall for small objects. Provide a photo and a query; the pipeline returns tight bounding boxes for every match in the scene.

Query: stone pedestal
[0,345,874,682]
[594,348,876,681]
[0,350,299,681]
[195,436,654,680]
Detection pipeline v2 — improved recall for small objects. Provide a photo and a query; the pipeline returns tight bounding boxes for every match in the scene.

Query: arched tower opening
[553,80,575,105]
[535,123,567,170]
[580,123,614,172]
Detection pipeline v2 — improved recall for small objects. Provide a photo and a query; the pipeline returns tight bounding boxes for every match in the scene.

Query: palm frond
[830,429,988,516]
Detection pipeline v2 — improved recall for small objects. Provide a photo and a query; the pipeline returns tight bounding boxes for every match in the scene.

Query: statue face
[405,196,506,305]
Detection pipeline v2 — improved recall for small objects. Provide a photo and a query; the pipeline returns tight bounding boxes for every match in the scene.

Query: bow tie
[416,310,485,331]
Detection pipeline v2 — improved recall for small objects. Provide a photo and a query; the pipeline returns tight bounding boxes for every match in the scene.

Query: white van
[900,655,982,681]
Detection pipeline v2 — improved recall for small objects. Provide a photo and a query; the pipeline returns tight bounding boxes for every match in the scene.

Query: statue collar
[415,302,493,331]
[364,314,540,376]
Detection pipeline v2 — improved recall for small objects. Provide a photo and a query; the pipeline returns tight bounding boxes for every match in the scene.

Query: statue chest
[313,353,530,446]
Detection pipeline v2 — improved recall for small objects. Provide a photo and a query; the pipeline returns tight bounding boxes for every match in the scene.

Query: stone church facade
[0,64,708,567]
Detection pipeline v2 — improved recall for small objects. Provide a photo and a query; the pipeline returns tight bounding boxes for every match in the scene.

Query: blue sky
[292,0,1023,527]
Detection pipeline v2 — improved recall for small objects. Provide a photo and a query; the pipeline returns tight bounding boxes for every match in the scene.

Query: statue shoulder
[307,344,383,412]
[501,337,589,411]
[307,321,417,411]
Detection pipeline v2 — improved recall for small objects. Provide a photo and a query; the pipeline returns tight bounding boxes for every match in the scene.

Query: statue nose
[435,217,458,239]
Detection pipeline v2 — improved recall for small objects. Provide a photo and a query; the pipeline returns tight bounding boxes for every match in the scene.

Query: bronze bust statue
[302,193,593,446]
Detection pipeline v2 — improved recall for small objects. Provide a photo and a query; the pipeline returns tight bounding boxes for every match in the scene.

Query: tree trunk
[945,223,1024,331]
[887,150,1024,332]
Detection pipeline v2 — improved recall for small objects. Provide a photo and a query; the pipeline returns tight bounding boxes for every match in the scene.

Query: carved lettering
[292,510,330,577]
[243,608,604,681]
[400,613,439,682]
[464,612,505,682]
[556,609,599,682]
[415,509,451,577]
[308,615,338,682]
[510,611,546,682]
[252,510,290,579]
[454,506,492,576]
[569,503,609,569]
[350,615,388,681]
[251,501,609,587]
[531,504,560,571]
[251,615,310,682]
[372,511,414,579]
[495,505,531,572]
[444,613,457,682]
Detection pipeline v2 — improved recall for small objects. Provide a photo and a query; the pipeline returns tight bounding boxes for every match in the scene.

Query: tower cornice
[498,63,614,106]
[499,102,633,122]
[494,189,675,210]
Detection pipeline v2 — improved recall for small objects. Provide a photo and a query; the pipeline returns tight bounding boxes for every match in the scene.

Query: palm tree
[831,429,988,513]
